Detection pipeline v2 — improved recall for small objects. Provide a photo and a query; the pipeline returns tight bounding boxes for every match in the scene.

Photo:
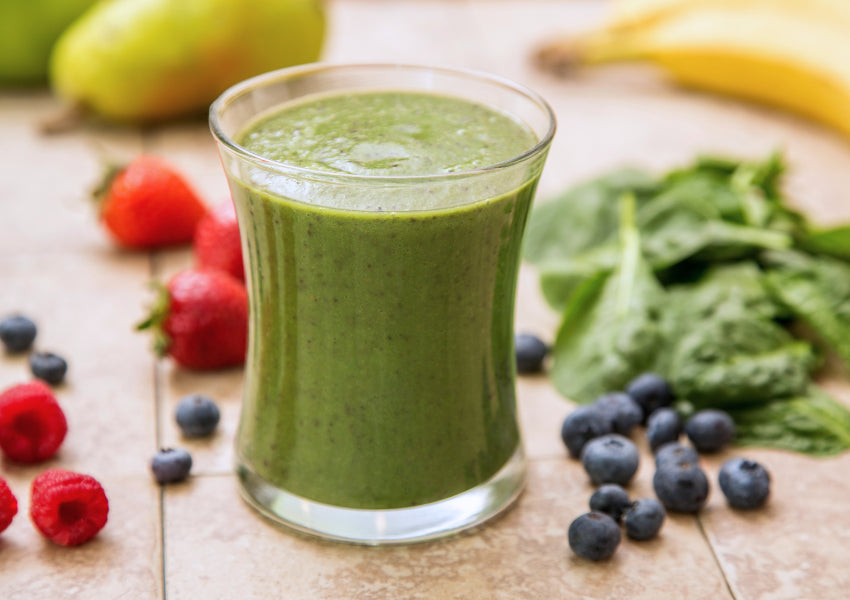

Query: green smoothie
[232,90,540,509]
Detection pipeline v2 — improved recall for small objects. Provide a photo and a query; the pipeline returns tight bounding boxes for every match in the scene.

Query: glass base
[235,445,527,545]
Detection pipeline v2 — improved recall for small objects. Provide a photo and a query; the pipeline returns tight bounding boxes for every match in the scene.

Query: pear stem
[37,101,90,136]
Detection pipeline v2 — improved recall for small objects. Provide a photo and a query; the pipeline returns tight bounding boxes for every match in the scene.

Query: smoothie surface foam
[238,91,538,179]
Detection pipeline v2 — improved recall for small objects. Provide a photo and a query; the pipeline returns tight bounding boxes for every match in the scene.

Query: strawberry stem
[136,281,172,357]
[90,161,125,215]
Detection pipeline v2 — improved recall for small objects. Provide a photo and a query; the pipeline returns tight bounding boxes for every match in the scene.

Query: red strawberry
[193,199,244,281]
[0,381,67,463]
[30,469,109,546]
[95,155,208,249]
[0,477,17,534]
[138,268,248,370]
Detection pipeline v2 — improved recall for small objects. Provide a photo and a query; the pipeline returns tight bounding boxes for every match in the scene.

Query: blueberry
[653,462,710,513]
[646,407,682,452]
[654,441,700,469]
[560,405,613,459]
[581,433,640,486]
[685,409,736,453]
[625,373,675,422]
[589,483,631,522]
[151,448,193,484]
[515,333,548,374]
[29,351,68,385]
[568,511,621,561]
[0,314,37,353]
[593,392,642,435]
[624,498,666,541]
[175,394,221,437]
[718,457,771,510]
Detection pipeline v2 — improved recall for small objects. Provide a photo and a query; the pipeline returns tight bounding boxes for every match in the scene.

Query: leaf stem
[616,193,640,315]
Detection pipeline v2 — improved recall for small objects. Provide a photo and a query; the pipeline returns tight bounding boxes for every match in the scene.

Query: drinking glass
[210,63,555,544]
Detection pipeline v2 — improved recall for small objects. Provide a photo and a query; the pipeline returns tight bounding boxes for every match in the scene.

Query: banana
[607,0,850,31]
[535,0,850,139]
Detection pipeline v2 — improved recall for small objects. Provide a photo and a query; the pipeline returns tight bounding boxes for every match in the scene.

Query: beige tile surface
[0,475,161,600]
[0,252,157,480]
[163,462,731,600]
[0,93,143,256]
[700,448,850,600]
[157,362,244,477]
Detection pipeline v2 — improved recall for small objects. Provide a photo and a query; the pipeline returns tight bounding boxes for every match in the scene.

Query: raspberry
[0,477,18,533]
[30,469,109,546]
[0,381,68,463]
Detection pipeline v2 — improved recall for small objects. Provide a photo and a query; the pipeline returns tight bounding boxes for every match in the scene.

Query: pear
[49,0,326,123]
[0,0,99,85]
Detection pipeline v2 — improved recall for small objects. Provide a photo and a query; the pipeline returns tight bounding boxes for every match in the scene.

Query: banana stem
[535,29,649,75]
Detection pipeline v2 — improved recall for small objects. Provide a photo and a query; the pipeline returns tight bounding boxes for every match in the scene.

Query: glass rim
[208,62,557,184]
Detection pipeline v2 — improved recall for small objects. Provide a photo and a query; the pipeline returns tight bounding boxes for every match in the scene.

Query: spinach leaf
[762,249,850,371]
[678,152,785,200]
[664,151,792,229]
[665,262,785,322]
[660,168,749,225]
[798,224,850,261]
[661,262,807,405]
[522,167,658,266]
[550,195,667,403]
[637,191,792,267]
[527,151,850,455]
[726,387,850,455]
[536,243,620,311]
[669,315,816,406]
[525,160,792,311]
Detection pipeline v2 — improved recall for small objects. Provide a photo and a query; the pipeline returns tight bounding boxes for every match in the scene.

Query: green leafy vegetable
[550,194,666,403]
[727,387,850,455]
[664,262,784,322]
[526,154,793,311]
[536,243,621,312]
[637,190,792,267]
[763,249,850,371]
[798,225,850,261]
[522,168,657,266]
[669,316,815,406]
[525,151,850,455]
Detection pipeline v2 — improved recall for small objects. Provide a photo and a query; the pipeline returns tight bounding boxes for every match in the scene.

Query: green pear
[0,0,100,85]
[49,0,325,123]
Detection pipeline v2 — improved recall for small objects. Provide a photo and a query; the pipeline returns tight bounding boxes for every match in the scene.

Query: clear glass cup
[210,63,555,545]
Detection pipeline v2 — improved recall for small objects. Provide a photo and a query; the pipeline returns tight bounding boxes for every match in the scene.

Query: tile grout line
[150,248,168,600]
[695,515,739,600]
[156,363,167,600]
[141,128,168,600]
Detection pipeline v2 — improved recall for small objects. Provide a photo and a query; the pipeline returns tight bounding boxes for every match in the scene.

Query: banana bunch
[535,0,850,138]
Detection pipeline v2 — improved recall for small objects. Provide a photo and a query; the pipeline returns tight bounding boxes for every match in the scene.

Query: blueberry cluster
[560,372,772,560]
[0,314,68,385]
[150,394,221,484]
[570,483,667,560]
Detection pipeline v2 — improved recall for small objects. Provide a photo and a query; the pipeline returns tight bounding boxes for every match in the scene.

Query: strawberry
[193,199,244,281]
[138,268,248,370]
[95,155,208,249]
